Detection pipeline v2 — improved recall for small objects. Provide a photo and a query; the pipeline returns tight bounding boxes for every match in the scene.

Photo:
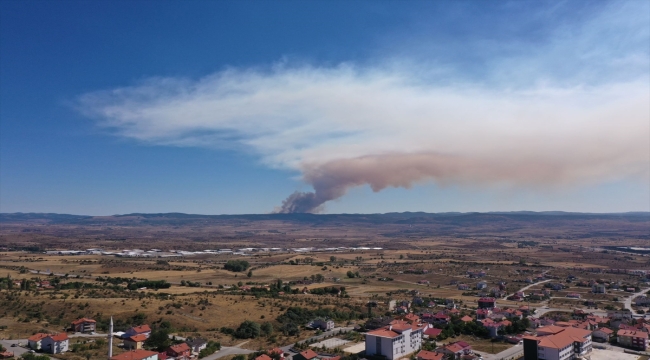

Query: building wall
[125,340,143,350]
[365,329,422,360]
[41,339,69,354]
[28,340,41,350]
[74,322,96,333]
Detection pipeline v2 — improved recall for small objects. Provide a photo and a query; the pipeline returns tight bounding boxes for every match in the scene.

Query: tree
[235,320,261,339]
[346,271,355,278]
[282,322,300,336]
[247,270,253,278]
[330,256,337,262]
[224,260,250,272]
[21,355,50,360]
[199,341,221,358]
[233,355,247,360]
[261,322,273,337]
[144,328,171,351]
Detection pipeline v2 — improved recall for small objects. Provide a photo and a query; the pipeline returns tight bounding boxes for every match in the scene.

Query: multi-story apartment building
[523,325,592,360]
[365,322,425,360]
[617,330,648,350]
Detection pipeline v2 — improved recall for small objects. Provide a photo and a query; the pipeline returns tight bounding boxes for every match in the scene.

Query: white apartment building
[523,325,592,360]
[365,322,425,360]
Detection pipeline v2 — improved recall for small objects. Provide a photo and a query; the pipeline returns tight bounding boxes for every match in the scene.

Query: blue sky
[1,0,648,215]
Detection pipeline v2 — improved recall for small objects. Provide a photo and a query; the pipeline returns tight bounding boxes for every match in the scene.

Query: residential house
[110,349,159,360]
[478,297,496,309]
[636,296,650,307]
[457,284,470,291]
[566,293,581,299]
[309,318,335,331]
[256,355,273,360]
[124,334,148,350]
[71,318,96,333]
[592,328,614,342]
[435,341,472,360]
[42,333,69,354]
[549,283,564,291]
[124,325,152,339]
[416,350,444,360]
[166,343,191,360]
[460,316,473,323]
[482,319,511,338]
[476,309,491,320]
[423,327,442,339]
[0,351,14,359]
[293,349,319,360]
[592,284,606,294]
[432,312,450,324]
[267,348,285,359]
[402,313,420,324]
[476,281,487,290]
[395,306,409,314]
[186,338,208,355]
[503,308,523,320]
[27,333,48,350]
[522,326,592,360]
[445,299,456,309]
[365,322,425,360]
[617,330,648,350]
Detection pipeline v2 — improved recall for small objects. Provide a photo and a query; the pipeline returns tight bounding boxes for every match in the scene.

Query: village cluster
[4,285,650,360]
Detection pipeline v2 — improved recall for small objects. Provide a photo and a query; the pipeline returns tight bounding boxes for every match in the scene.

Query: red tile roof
[416,350,444,360]
[71,318,96,325]
[47,333,68,342]
[367,328,400,338]
[110,349,159,360]
[130,325,151,333]
[299,349,319,360]
[28,333,49,342]
[168,342,190,354]
[256,355,273,360]
[127,334,148,343]
[424,328,442,337]
[618,330,649,339]
[535,327,592,350]
[443,343,464,353]
[460,316,473,322]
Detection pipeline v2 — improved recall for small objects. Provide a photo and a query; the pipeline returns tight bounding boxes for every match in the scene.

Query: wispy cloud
[77,1,649,212]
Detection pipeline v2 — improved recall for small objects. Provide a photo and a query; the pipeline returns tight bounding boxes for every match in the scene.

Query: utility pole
[108,316,113,359]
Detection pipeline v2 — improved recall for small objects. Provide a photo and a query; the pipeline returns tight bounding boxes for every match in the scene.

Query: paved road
[201,345,255,360]
[0,339,56,359]
[623,287,650,314]
[501,279,552,300]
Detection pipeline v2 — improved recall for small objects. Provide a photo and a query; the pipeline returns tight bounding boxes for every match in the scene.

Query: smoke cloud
[76,1,649,213]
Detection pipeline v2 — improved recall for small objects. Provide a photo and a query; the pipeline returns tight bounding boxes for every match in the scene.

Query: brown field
[0,212,648,358]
